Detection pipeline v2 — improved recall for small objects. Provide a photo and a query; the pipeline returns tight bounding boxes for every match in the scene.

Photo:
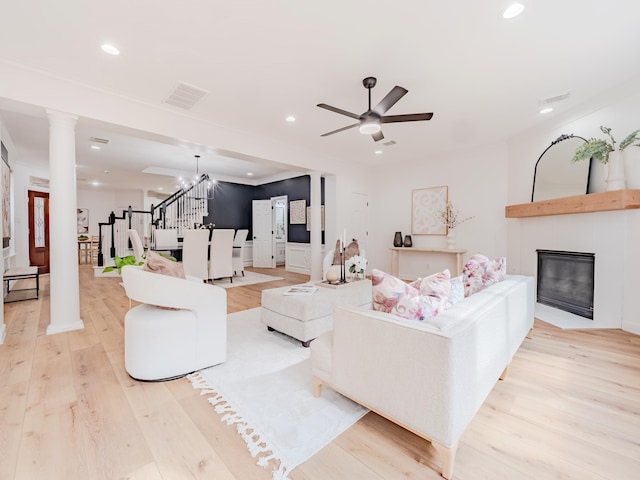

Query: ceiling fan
[317,77,433,142]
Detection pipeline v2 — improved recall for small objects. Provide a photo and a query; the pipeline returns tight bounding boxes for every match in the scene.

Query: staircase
[97,174,213,266]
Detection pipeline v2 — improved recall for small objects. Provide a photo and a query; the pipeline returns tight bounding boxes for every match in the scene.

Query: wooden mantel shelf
[505,189,640,218]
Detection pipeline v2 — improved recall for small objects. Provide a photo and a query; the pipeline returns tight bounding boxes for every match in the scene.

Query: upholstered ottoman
[261,280,372,347]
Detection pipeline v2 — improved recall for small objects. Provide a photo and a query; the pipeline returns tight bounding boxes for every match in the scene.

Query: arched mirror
[531,134,592,202]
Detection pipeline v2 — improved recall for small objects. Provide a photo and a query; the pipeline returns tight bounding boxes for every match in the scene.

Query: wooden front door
[28,190,50,274]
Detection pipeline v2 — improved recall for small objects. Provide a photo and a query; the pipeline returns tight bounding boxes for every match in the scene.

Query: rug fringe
[187,371,293,480]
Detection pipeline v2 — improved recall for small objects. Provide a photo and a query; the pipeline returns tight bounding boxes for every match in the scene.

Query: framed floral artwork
[411,186,448,235]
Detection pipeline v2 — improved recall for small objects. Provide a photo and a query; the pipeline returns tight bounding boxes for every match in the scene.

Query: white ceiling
[1,1,640,191]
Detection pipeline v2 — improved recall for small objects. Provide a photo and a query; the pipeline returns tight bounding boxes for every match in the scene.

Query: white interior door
[350,192,369,254]
[252,199,274,268]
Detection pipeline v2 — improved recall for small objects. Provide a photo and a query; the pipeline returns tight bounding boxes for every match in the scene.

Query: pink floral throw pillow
[463,254,508,296]
[463,254,490,297]
[410,269,451,304]
[484,257,507,287]
[372,269,442,321]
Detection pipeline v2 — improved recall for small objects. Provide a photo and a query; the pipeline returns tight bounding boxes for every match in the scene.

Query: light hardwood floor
[1,266,639,479]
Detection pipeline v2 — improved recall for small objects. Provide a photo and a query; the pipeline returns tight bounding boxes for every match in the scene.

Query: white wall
[368,142,509,279]
[506,82,640,334]
[77,188,144,237]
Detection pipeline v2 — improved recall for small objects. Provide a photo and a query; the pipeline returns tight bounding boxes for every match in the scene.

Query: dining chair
[209,229,235,283]
[90,235,102,265]
[154,228,178,251]
[128,229,145,263]
[232,229,249,276]
[182,229,210,281]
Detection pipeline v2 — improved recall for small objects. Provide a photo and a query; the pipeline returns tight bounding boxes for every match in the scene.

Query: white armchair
[121,266,227,381]
[232,229,249,276]
[154,228,178,251]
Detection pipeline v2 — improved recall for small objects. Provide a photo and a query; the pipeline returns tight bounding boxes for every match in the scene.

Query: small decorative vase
[403,235,412,247]
[326,266,341,284]
[393,231,403,247]
[447,230,456,250]
[606,150,626,191]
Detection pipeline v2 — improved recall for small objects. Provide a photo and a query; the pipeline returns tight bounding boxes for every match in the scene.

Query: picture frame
[306,205,325,231]
[2,142,11,248]
[289,199,306,224]
[411,186,448,235]
[77,208,89,234]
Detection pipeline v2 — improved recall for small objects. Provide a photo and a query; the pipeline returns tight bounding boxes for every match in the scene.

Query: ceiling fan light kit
[318,76,433,142]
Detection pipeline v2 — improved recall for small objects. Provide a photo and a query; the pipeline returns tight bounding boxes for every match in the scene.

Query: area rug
[188,307,368,479]
[213,270,283,288]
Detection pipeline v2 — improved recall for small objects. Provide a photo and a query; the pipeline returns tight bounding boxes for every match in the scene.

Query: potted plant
[571,126,640,191]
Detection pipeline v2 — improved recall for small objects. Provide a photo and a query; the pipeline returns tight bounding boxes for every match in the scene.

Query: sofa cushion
[410,269,451,304]
[371,269,442,321]
[446,275,465,309]
[463,254,506,297]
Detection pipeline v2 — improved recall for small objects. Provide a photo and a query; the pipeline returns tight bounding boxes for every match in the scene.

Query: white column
[46,109,84,335]
[309,171,323,281]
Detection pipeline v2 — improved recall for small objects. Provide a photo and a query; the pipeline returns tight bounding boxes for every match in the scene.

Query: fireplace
[536,250,595,320]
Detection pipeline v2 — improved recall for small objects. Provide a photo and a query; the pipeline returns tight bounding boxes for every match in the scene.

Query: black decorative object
[403,235,412,247]
[393,232,403,247]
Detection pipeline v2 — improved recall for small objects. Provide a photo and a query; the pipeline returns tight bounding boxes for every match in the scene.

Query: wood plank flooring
[1,266,639,479]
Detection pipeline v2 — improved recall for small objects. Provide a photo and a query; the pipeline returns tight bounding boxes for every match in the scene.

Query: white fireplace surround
[507,209,640,334]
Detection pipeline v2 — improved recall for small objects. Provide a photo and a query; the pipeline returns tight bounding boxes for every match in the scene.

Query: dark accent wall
[201,175,324,243]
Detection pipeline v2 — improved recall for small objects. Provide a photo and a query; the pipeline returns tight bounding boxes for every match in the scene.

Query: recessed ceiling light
[101,44,120,55]
[539,107,553,114]
[91,181,100,186]
[247,172,254,176]
[158,187,163,191]
[374,150,383,155]
[502,3,525,19]
[90,145,101,150]
[286,116,296,123]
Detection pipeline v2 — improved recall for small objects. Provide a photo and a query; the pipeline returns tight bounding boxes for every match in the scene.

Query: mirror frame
[531,134,592,202]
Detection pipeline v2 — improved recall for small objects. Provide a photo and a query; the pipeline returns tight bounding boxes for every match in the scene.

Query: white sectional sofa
[311,275,534,479]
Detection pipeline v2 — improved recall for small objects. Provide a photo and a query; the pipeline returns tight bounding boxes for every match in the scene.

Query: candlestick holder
[340,250,346,283]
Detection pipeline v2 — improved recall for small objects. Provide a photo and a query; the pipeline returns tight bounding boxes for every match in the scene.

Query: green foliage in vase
[572,126,640,164]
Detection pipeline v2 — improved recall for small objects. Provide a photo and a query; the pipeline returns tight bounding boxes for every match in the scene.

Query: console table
[4,266,40,303]
[390,247,467,277]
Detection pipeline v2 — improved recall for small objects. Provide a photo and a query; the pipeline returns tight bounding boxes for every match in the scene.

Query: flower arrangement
[346,255,367,279]
[437,201,473,230]
[571,126,640,164]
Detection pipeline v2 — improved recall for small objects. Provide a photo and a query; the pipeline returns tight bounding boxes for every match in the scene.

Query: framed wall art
[411,186,448,235]
[289,199,306,224]
[306,205,325,231]
[2,142,11,248]
[77,208,89,234]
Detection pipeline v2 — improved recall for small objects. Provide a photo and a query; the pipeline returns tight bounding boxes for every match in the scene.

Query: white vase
[606,150,626,191]
[447,230,456,249]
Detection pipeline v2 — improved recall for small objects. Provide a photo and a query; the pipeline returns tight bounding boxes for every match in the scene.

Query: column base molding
[46,320,84,336]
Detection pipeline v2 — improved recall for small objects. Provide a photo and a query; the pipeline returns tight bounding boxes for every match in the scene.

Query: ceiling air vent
[540,91,571,105]
[89,137,109,144]
[383,140,397,146]
[163,82,209,110]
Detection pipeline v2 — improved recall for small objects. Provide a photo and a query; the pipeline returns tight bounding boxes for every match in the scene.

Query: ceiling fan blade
[372,86,408,116]
[372,130,384,142]
[321,123,359,137]
[381,113,434,123]
[317,103,361,120]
